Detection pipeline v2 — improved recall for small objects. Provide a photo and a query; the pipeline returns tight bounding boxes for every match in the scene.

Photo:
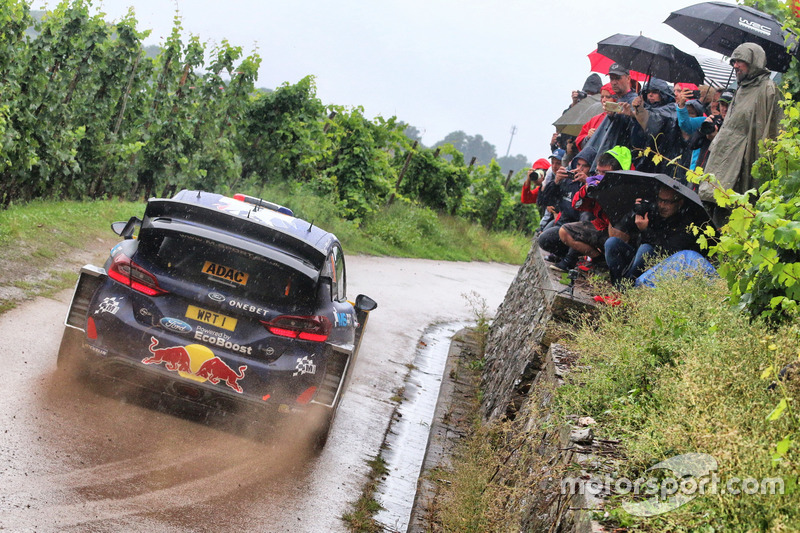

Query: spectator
[700,43,782,226]
[689,89,734,180]
[537,146,597,264]
[627,78,681,174]
[575,83,615,150]
[536,148,566,232]
[568,73,603,110]
[605,185,703,286]
[520,158,551,207]
[552,146,633,272]
[584,63,638,169]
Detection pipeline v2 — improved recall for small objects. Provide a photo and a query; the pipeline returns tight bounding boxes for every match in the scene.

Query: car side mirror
[111,216,141,239]
[355,294,377,312]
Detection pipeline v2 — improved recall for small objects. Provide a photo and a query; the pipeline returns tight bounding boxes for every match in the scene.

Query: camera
[691,89,701,99]
[699,114,724,136]
[633,199,655,217]
[565,170,576,179]
[575,90,587,101]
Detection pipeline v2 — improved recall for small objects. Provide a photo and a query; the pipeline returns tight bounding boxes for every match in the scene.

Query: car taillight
[262,315,332,342]
[107,253,167,296]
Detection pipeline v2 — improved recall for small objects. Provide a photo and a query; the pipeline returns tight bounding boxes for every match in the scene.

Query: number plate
[185,305,238,331]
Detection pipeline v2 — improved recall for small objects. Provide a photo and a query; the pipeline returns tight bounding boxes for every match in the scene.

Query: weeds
[462,290,491,357]
[556,275,800,531]
[342,455,389,532]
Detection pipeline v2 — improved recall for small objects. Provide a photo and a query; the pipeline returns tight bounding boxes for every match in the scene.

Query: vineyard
[0,0,536,233]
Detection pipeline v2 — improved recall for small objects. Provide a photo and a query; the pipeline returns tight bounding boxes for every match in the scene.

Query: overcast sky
[42,0,713,165]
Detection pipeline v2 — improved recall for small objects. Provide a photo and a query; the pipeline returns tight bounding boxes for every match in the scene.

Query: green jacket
[700,43,782,202]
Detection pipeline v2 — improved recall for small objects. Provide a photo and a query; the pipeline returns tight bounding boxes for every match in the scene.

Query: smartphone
[604,101,622,113]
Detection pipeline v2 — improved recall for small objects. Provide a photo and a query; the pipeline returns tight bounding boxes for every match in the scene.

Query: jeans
[605,237,655,285]
[538,224,569,257]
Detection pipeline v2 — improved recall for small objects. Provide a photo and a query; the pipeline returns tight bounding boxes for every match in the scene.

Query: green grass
[251,183,530,264]
[555,275,800,531]
[0,198,143,311]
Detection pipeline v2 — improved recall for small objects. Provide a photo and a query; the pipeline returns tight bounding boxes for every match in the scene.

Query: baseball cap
[549,148,566,161]
[608,63,629,76]
[719,89,735,103]
[532,158,551,171]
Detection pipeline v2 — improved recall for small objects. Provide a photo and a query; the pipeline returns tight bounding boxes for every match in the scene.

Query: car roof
[143,190,339,273]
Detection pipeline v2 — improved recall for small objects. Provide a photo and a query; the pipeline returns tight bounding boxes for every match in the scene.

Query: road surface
[0,255,519,532]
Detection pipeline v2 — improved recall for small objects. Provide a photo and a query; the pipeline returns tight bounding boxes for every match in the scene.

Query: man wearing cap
[537,146,597,265]
[551,146,632,271]
[535,148,565,232]
[584,63,639,169]
[700,42,782,225]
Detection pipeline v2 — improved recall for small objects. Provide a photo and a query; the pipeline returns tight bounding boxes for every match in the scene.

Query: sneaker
[550,260,574,273]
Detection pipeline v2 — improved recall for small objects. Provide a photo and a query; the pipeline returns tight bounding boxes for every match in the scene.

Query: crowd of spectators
[520,42,782,290]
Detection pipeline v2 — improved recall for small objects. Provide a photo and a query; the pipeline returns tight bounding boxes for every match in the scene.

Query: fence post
[387,140,418,206]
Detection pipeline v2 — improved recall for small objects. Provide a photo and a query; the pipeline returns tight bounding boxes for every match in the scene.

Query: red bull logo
[143,336,247,394]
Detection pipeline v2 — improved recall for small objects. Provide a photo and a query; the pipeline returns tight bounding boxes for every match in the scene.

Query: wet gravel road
[0,255,518,532]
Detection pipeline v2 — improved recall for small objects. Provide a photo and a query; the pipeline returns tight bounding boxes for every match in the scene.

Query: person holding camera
[604,185,702,287]
[583,64,638,168]
[551,146,633,272]
[537,146,597,265]
[575,83,615,151]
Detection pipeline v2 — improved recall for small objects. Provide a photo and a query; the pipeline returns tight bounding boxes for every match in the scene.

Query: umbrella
[597,33,706,85]
[586,170,713,228]
[664,1,798,73]
[552,94,603,137]
[696,54,735,88]
[587,49,649,82]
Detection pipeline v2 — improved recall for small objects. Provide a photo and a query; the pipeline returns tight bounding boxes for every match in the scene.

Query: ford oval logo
[208,292,226,302]
[160,317,192,334]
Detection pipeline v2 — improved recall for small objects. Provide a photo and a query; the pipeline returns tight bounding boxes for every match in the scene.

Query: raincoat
[700,43,782,202]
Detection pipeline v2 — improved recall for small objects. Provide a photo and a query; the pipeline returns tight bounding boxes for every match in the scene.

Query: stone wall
[481,241,594,421]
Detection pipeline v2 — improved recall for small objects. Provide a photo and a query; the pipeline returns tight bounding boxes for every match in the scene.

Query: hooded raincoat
[700,43,782,202]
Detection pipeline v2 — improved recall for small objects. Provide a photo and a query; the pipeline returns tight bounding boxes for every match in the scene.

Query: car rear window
[136,228,316,306]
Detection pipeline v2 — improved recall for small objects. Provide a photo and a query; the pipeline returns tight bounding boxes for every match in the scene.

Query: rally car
[57,190,376,447]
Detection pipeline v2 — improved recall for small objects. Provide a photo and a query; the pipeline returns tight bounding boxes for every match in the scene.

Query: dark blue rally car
[57,190,376,446]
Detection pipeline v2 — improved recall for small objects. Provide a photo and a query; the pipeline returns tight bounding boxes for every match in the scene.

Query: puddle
[374,322,467,532]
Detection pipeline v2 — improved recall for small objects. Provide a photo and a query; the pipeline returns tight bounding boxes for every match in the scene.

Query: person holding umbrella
[699,43,782,226]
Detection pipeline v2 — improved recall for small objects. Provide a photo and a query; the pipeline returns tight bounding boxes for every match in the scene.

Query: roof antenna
[307,220,314,232]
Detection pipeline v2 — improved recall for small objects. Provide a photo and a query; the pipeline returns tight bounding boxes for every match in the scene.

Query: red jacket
[575,112,607,150]
[572,184,609,231]
[521,183,539,204]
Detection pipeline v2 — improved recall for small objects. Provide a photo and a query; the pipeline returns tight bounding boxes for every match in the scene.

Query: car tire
[308,405,334,451]
[56,327,90,378]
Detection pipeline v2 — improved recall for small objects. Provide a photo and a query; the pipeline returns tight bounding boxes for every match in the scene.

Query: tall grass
[557,276,800,531]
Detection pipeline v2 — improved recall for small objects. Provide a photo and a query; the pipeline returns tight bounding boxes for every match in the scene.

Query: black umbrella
[664,1,798,73]
[597,33,705,85]
[586,170,713,228]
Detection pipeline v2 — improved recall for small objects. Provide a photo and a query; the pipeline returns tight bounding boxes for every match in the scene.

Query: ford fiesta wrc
[57,190,376,447]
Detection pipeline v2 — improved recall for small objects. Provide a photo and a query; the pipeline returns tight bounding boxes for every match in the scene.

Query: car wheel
[56,327,90,378]
[308,405,335,452]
